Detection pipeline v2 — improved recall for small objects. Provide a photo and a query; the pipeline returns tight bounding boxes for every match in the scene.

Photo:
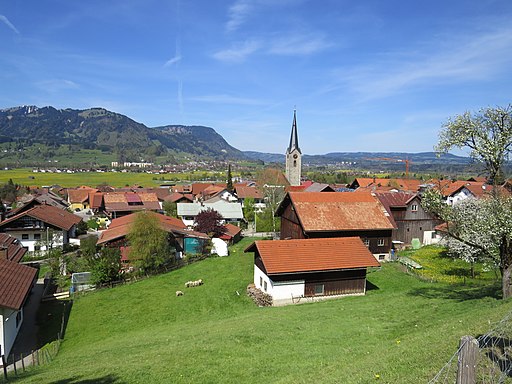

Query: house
[0,235,37,357]
[234,185,265,212]
[6,190,69,219]
[275,192,395,261]
[97,211,209,259]
[375,192,443,246]
[245,237,380,306]
[102,192,161,219]
[0,204,82,252]
[177,200,244,228]
[67,187,98,212]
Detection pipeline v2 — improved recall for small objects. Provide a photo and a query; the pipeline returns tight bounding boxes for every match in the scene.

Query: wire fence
[429,309,512,384]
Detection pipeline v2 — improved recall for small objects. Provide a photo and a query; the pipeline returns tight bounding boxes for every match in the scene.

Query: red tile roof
[67,189,90,204]
[103,192,161,212]
[245,237,380,274]
[164,192,194,203]
[276,192,395,232]
[97,212,207,245]
[0,204,82,231]
[0,259,37,310]
[0,233,27,263]
[235,185,264,199]
[220,223,242,240]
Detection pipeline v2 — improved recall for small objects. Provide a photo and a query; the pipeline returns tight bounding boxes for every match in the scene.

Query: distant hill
[243,150,471,165]
[0,106,245,160]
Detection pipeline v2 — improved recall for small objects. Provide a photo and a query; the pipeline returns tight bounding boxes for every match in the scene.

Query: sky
[1,0,512,155]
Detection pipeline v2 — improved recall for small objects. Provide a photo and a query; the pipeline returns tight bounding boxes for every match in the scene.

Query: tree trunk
[502,264,512,299]
[500,236,512,300]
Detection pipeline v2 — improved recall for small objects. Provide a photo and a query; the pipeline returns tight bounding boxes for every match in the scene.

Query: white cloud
[225,0,253,33]
[334,25,512,101]
[164,55,182,67]
[36,79,79,92]
[212,40,261,63]
[0,15,20,34]
[268,33,332,55]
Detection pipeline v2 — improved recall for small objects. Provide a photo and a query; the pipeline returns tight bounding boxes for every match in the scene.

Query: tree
[424,105,512,299]
[436,105,512,185]
[226,164,234,192]
[162,200,177,217]
[194,208,225,237]
[127,211,172,274]
[89,247,121,286]
[243,197,255,223]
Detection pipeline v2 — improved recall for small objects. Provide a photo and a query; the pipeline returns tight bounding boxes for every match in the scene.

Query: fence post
[12,354,17,375]
[456,335,479,384]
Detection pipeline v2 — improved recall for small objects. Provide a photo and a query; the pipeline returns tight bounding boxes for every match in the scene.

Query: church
[285,110,302,186]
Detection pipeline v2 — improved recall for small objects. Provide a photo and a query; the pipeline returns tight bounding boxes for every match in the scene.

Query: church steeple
[285,109,302,186]
[287,109,301,154]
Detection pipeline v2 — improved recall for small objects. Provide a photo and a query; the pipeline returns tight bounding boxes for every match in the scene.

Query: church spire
[287,109,301,154]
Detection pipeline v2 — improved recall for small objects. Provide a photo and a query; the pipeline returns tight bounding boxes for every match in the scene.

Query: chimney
[0,245,8,260]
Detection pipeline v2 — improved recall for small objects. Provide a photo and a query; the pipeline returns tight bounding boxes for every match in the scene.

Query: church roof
[287,109,301,154]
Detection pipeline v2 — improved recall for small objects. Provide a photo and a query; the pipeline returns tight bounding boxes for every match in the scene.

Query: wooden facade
[387,196,442,245]
[254,253,368,298]
[279,202,392,256]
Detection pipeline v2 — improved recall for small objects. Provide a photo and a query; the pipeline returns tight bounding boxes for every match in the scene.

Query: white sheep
[176,290,184,296]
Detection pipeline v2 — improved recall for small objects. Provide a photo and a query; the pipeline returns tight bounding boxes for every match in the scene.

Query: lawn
[399,245,499,284]
[7,239,512,384]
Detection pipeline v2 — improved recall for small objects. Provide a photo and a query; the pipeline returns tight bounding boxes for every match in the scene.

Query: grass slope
[9,238,512,384]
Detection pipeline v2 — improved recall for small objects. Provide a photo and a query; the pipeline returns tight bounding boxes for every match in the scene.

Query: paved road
[8,278,44,363]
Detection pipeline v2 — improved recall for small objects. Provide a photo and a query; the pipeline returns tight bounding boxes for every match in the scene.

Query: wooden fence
[1,334,63,380]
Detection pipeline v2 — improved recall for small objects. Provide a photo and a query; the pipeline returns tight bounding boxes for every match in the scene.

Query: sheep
[184,279,204,288]
[176,290,184,296]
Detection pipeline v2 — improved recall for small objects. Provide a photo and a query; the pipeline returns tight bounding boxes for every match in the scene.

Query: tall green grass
[8,239,512,384]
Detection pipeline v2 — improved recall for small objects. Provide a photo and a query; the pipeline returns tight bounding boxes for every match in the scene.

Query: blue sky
[1,0,512,155]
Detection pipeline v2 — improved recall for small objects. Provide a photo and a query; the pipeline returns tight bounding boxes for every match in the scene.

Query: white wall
[253,265,305,305]
[0,307,22,358]
[8,229,64,252]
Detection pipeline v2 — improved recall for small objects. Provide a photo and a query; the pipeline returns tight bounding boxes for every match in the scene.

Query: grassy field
[6,239,512,384]
[399,245,499,284]
[0,169,229,188]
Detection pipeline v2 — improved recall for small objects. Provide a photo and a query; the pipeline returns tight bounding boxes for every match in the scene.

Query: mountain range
[0,106,244,160]
[0,105,472,168]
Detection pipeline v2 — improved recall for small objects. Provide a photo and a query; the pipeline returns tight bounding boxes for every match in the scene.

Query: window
[411,204,418,212]
[34,245,41,251]
[263,281,268,292]
[363,239,370,247]
[379,254,386,261]
[34,233,41,240]
[259,277,263,287]
[378,239,385,247]
[314,284,325,296]
[21,234,29,240]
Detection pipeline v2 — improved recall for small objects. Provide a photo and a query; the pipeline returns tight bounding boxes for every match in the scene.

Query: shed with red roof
[245,237,380,306]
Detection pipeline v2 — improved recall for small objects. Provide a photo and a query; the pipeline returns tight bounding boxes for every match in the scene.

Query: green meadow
[7,238,512,384]
[0,169,226,188]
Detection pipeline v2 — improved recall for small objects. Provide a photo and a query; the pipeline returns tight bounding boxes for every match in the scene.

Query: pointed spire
[287,109,301,153]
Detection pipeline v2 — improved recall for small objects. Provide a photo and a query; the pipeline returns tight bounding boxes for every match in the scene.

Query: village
[1,109,510,383]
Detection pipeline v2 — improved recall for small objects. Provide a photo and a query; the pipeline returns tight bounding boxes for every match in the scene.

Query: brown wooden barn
[375,192,443,246]
[275,191,396,261]
[245,237,380,306]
